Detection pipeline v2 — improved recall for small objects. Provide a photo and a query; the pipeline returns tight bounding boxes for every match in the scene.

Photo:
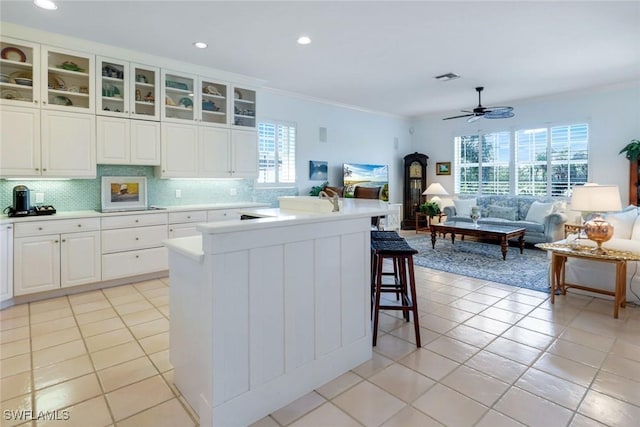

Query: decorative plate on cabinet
[179,97,193,108]
[48,75,66,90]
[52,95,72,106]
[1,47,26,62]
[205,85,222,96]
[1,89,19,100]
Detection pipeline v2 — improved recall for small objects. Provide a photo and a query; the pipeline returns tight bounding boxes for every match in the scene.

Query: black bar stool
[370,231,404,300]
[371,239,421,347]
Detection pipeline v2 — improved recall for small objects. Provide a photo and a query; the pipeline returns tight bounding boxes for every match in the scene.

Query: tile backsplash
[0,165,297,212]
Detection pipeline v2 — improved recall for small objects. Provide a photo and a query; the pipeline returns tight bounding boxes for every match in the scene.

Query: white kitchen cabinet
[97,117,160,165]
[41,110,96,178]
[41,45,95,113]
[0,105,41,177]
[161,70,197,123]
[232,86,256,129]
[168,210,208,238]
[100,212,168,280]
[13,218,101,296]
[0,223,14,303]
[96,56,159,121]
[158,122,198,178]
[0,107,95,178]
[207,209,241,222]
[231,129,259,178]
[199,126,231,177]
[199,78,228,127]
[0,37,40,108]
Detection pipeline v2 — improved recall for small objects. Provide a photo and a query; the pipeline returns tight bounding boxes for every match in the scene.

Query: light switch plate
[175,189,182,198]
[35,192,45,203]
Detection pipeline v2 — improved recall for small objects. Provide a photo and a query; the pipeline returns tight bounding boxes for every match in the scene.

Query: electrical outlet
[35,192,45,203]
[230,188,237,196]
[175,189,182,198]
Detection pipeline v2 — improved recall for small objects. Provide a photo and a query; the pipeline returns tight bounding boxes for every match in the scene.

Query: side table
[415,212,445,233]
[536,243,640,318]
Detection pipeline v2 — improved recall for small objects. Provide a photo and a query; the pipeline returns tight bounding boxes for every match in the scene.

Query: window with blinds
[454,123,588,196]
[257,121,296,185]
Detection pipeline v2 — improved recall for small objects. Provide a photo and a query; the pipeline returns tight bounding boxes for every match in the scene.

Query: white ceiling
[2,0,639,118]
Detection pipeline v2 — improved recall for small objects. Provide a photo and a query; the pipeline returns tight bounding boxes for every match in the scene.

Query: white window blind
[257,121,296,184]
[454,124,588,196]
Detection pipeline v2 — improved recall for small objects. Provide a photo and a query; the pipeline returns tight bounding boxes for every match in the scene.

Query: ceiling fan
[443,87,514,123]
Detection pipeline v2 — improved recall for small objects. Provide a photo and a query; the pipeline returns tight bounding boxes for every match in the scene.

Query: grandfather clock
[401,152,429,229]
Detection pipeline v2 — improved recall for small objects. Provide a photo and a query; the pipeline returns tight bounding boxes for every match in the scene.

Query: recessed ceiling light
[34,0,57,10]
[193,42,208,49]
[297,36,311,45]
[435,72,460,82]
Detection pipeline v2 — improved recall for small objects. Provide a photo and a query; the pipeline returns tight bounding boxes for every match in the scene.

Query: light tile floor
[1,267,639,426]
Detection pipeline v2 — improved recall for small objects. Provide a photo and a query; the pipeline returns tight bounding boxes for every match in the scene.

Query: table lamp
[570,184,622,254]
[422,183,449,208]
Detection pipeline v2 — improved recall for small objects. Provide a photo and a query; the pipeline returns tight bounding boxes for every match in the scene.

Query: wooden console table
[536,243,640,318]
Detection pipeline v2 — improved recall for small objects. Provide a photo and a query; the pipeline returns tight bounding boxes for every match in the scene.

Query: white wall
[260,90,411,203]
[410,81,640,204]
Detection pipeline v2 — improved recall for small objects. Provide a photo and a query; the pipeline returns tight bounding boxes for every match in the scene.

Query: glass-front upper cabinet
[0,37,40,107]
[131,63,159,120]
[161,70,196,122]
[96,57,159,121]
[97,56,129,118]
[232,86,256,128]
[199,78,227,127]
[41,46,94,113]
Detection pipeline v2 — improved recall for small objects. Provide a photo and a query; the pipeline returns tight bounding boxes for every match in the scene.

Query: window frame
[454,122,589,196]
[256,119,297,187]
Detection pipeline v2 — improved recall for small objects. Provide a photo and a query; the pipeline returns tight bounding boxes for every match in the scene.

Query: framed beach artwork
[343,162,389,201]
[309,160,328,180]
[101,176,147,212]
[436,162,451,175]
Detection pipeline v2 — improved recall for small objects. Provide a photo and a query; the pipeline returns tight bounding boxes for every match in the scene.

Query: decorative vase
[470,206,480,228]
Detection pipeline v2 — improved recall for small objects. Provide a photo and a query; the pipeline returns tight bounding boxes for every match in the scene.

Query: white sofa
[561,206,640,303]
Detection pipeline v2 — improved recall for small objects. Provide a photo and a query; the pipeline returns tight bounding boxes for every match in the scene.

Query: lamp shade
[422,183,449,196]
[571,185,622,213]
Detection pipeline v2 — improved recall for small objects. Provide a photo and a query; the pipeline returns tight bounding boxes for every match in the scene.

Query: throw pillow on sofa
[487,205,517,221]
[453,198,476,217]
[605,208,637,239]
[525,201,555,223]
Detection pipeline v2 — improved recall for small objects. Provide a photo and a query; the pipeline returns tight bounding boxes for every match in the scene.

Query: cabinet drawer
[169,211,207,224]
[207,209,240,222]
[15,218,100,237]
[102,246,168,280]
[101,225,167,253]
[101,213,168,229]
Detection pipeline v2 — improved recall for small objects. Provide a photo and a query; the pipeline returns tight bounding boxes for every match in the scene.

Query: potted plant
[419,201,441,218]
[619,139,640,160]
[309,181,329,196]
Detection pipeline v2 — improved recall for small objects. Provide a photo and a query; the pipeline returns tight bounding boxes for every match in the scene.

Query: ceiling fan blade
[442,113,474,120]
[484,110,515,119]
[467,115,483,123]
[484,106,513,113]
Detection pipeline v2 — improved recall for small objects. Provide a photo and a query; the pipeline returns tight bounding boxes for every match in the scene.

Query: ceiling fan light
[435,72,460,82]
[34,0,57,10]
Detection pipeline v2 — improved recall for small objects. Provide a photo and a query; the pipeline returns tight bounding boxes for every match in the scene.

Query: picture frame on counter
[101,176,148,212]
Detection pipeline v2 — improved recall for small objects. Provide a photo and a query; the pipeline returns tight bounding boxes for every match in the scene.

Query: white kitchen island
[164,198,392,427]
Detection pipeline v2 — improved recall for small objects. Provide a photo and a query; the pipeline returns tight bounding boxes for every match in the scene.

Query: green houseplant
[619,139,640,160]
[309,181,329,196]
[419,201,441,218]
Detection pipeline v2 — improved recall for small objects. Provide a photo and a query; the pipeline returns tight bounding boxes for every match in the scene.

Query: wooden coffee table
[430,221,526,260]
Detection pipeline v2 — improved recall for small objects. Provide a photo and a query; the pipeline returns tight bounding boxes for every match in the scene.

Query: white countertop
[0,202,269,225]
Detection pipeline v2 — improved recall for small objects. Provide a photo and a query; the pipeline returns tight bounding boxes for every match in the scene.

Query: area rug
[405,236,551,293]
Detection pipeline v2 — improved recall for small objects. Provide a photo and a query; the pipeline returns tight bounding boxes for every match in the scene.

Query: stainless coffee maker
[9,185,31,217]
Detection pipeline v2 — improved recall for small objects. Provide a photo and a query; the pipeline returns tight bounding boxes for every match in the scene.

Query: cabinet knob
[135,237,139,240]
[187,216,191,219]
[38,227,43,230]
[35,168,39,171]
[77,224,82,227]
[135,219,139,223]
[169,228,173,232]
[33,100,38,104]
[43,101,47,105]
[42,168,47,172]
[124,110,128,114]
[135,255,139,258]
[62,239,66,242]
[54,240,59,243]
[7,226,12,229]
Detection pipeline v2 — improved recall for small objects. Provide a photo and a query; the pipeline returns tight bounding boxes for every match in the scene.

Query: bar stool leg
[372,254,384,346]
[407,255,421,347]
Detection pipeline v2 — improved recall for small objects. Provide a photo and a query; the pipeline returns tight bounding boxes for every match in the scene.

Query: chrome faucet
[318,190,340,212]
